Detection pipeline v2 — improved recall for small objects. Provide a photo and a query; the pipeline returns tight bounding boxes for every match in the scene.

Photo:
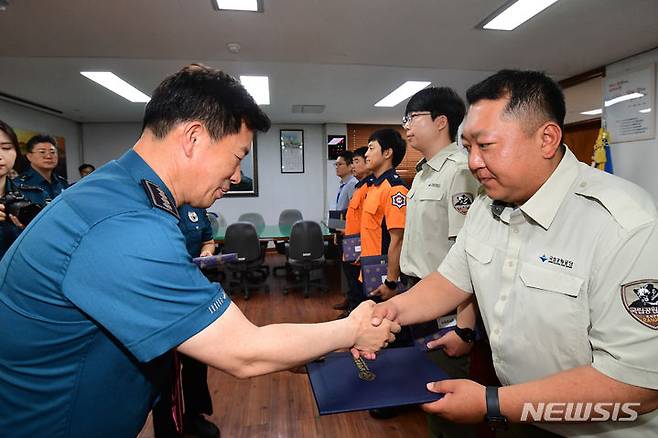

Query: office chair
[284,221,328,298]
[273,209,303,276]
[237,212,265,234]
[222,222,269,300]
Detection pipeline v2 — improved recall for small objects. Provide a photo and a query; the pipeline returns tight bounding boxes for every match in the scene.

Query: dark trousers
[152,354,213,438]
[342,261,365,311]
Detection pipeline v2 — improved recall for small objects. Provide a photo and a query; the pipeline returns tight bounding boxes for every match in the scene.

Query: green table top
[213,223,332,241]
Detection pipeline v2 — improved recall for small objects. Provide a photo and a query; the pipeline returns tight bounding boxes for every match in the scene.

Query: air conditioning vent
[291,104,325,114]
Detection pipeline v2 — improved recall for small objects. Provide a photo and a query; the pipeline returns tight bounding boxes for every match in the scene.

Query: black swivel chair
[273,209,303,277]
[238,212,265,234]
[284,221,328,298]
[223,222,270,300]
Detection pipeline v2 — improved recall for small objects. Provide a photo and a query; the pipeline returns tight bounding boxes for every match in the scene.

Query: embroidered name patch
[391,191,406,209]
[452,192,474,215]
[621,280,658,329]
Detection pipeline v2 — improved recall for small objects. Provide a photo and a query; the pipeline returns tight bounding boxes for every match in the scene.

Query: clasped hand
[349,301,401,354]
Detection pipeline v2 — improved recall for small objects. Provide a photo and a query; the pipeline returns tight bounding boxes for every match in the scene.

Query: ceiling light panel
[374,81,431,107]
[482,0,559,31]
[80,72,150,103]
[214,0,262,12]
[240,75,270,105]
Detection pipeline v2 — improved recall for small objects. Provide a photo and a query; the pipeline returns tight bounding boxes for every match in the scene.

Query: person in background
[18,134,69,204]
[153,205,219,438]
[335,150,358,214]
[78,163,95,178]
[0,120,44,259]
[400,87,480,438]
[336,146,373,318]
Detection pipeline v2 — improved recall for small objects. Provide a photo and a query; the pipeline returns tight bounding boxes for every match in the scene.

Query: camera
[0,192,43,225]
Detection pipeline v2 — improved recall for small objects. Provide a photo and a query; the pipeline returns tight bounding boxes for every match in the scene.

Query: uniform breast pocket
[518,263,589,359]
[416,186,444,202]
[464,237,495,293]
[362,199,381,230]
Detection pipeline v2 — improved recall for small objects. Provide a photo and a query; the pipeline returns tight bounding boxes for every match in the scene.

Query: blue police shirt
[0,149,231,437]
[17,166,69,204]
[0,178,45,260]
[178,205,213,257]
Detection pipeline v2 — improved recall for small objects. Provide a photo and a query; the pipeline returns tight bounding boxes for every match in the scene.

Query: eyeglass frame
[401,111,432,128]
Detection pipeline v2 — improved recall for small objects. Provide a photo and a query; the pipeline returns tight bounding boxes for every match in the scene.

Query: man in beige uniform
[369,70,658,437]
[400,87,480,438]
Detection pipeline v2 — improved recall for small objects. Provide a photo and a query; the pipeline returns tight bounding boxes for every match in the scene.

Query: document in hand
[342,234,361,262]
[306,346,448,415]
[192,253,238,269]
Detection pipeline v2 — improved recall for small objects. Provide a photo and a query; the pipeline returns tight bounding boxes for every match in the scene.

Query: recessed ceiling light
[240,75,270,105]
[214,0,262,12]
[80,72,150,103]
[482,0,559,31]
[374,81,431,107]
[639,108,652,114]
[580,109,602,116]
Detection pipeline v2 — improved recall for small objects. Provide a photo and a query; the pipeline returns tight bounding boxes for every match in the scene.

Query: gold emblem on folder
[353,357,376,381]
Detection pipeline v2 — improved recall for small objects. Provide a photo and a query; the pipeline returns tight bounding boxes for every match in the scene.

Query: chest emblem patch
[391,191,406,209]
[452,192,474,215]
[621,280,658,329]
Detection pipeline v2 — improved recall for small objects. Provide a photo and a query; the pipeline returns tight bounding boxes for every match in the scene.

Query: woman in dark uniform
[0,120,28,259]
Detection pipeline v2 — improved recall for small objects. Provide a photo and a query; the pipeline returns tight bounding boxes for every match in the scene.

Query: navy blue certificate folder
[306,346,448,415]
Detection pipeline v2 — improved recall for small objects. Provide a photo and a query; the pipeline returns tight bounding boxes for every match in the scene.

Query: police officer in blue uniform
[0,120,45,259]
[18,133,69,204]
[153,205,220,438]
[0,64,399,438]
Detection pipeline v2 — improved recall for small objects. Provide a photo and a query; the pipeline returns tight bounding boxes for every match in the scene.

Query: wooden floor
[139,254,429,438]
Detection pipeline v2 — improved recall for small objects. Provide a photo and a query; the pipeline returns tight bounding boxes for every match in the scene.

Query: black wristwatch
[454,326,476,344]
[485,386,508,430]
[383,279,398,290]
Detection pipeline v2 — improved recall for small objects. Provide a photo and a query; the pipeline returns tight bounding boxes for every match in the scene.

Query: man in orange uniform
[360,129,408,301]
[339,147,372,317]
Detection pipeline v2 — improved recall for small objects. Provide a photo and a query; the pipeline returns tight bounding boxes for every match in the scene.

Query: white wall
[606,49,658,201]
[0,99,81,180]
[81,122,332,224]
[81,123,141,169]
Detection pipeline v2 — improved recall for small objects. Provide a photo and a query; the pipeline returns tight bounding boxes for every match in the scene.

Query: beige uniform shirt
[439,148,658,437]
[400,142,479,278]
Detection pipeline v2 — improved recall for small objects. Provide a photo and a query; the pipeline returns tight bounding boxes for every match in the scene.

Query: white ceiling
[0,0,656,124]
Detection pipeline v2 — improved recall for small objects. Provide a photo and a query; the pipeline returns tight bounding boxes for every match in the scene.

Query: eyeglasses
[402,111,432,127]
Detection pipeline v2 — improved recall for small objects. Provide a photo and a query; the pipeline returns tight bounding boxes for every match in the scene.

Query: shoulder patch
[391,191,406,209]
[141,179,179,219]
[621,280,658,329]
[452,192,474,215]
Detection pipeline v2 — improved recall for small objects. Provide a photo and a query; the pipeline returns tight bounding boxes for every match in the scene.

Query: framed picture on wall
[327,135,346,160]
[224,135,259,197]
[280,129,305,173]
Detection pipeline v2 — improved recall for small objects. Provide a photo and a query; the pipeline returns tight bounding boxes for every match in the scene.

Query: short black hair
[368,129,406,168]
[142,64,271,141]
[26,134,57,153]
[405,87,466,141]
[466,69,565,134]
[352,146,368,160]
[337,150,354,164]
[78,163,95,172]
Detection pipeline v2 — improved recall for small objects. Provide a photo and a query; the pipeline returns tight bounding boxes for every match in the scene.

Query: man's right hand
[370,300,400,327]
[349,301,401,353]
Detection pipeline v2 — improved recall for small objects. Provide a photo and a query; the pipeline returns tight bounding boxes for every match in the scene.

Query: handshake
[346,300,401,357]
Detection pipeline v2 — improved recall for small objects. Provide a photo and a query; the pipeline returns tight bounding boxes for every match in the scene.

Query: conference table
[213,223,333,242]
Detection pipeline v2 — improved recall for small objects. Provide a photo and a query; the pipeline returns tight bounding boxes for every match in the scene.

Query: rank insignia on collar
[141,179,179,219]
[621,280,658,329]
[188,211,199,223]
[452,192,474,215]
[391,191,406,209]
